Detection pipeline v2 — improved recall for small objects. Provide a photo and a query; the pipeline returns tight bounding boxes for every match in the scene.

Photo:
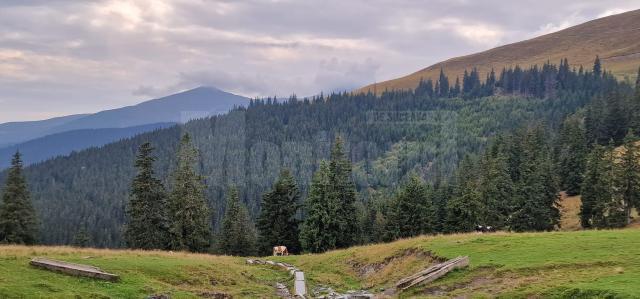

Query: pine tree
[438,68,449,97]
[167,134,212,252]
[386,175,434,239]
[616,131,640,225]
[300,161,338,253]
[509,128,560,231]
[0,152,38,245]
[557,117,587,195]
[444,157,481,232]
[256,169,301,255]
[478,153,514,228]
[125,142,170,250]
[580,145,607,228]
[593,55,602,77]
[219,187,257,256]
[72,227,91,248]
[329,136,358,248]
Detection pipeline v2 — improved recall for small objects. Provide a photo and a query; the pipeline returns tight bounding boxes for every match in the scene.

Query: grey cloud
[1,0,640,122]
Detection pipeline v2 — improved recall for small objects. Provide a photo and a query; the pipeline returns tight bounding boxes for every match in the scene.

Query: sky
[1,1,639,123]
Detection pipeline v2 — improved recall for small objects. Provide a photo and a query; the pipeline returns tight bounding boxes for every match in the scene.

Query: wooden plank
[30,258,119,282]
[396,256,469,291]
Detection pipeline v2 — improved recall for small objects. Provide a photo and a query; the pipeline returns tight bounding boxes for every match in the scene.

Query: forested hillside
[0,59,627,248]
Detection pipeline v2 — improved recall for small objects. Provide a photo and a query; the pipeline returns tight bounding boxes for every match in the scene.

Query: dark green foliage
[300,162,337,253]
[557,116,587,195]
[125,142,170,250]
[72,227,91,248]
[386,175,434,239]
[477,153,515,228]
[445,157,482,232]
[0,152,38,245]
[509,127,560,232]
[0,59,625,247]
[616,132,640,225]
[328,136,358,248]
[580,145,611,228]
[218,187,257,256]
[167,134,212,252]
[256,169,301,255]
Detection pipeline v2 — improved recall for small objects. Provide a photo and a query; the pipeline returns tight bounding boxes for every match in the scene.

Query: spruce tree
[328,136,358,248]
[72,227,91,248]
[167,134,212,252]
[219,187,257,256]
[256,169,301,255]
[300,161,338,253]
[125,142,170,250]
[386,175,434,239]
[509,128,560,231]
[444,157,481,232]
[580,145,608,228]
[478,153,514,228]
[616,131,640,225]
[557,117,587,195]
[0,152,38,245]
[593,55,602,77]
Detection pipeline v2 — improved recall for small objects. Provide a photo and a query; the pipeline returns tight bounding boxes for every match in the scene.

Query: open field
[2,228,640,298]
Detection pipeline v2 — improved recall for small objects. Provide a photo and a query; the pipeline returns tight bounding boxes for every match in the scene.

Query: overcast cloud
[1,0,639,122]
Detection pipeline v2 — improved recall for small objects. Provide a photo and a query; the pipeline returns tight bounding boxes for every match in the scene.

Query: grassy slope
[277,229,640,298]
[357,9,640,95]
[0,246,289,298]
[2,229,640,298]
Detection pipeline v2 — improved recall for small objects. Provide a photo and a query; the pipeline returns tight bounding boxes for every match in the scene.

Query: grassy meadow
[2,228,640,298]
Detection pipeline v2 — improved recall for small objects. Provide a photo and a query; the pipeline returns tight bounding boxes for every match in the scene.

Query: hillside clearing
[2,229,640,298]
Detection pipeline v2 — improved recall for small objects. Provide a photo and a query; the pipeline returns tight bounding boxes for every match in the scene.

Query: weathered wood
[293,271,307,297]
[30,258,119,282]
[395,256,468,291]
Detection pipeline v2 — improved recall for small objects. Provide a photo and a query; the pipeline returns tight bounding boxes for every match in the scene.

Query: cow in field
[475,225,496,233]
[273,246,289,256]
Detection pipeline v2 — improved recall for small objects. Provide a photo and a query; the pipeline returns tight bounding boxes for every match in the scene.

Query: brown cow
[273,246,289,256]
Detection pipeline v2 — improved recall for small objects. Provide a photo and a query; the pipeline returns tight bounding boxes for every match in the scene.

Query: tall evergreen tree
[580,145,608,228]
[557,117,587,195]
[329,136,358,248]
[616,131,640,225]
[445,157,481,232]
[125,142,170,250]
[593,55,602,77]
[509,128,560,231]
[219,187,257,256]
[478,153,515,228]
[386,175,434,239]
[438,68,449,97]
[0,152,38,245]
[300,161,338,253]
[256,169,301,255]
[167,134,212,252]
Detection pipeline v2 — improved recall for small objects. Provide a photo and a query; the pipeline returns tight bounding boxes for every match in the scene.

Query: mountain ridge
[357,9,640,94]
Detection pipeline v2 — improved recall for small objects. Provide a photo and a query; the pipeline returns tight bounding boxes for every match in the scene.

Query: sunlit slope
[358,9,640,94]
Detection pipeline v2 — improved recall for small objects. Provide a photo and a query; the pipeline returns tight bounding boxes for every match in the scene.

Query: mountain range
[357,9,640,94]
[0,87,248,167]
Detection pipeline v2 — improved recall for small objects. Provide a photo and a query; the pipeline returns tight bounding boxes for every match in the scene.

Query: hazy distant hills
[0,86,248,167]
[357,9,640,94]
[0,123,175,169]
[0,114,89,148]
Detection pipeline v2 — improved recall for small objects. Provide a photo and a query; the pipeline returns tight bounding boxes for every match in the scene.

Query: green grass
[2,229,640,298]
[0,246,289,298]
[276,229,640,298]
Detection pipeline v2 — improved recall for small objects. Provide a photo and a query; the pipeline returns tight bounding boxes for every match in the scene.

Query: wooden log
[395,256,468,291]
[30,258,120,282]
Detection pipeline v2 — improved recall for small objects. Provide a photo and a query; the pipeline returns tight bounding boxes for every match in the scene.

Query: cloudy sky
[1,0,639,122]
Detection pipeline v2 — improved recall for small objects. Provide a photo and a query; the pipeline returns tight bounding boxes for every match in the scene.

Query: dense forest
[0,58,635,250]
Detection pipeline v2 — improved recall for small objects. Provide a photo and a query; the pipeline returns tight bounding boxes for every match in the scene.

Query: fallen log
[30,258,119,282]
[395,256,468,291]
